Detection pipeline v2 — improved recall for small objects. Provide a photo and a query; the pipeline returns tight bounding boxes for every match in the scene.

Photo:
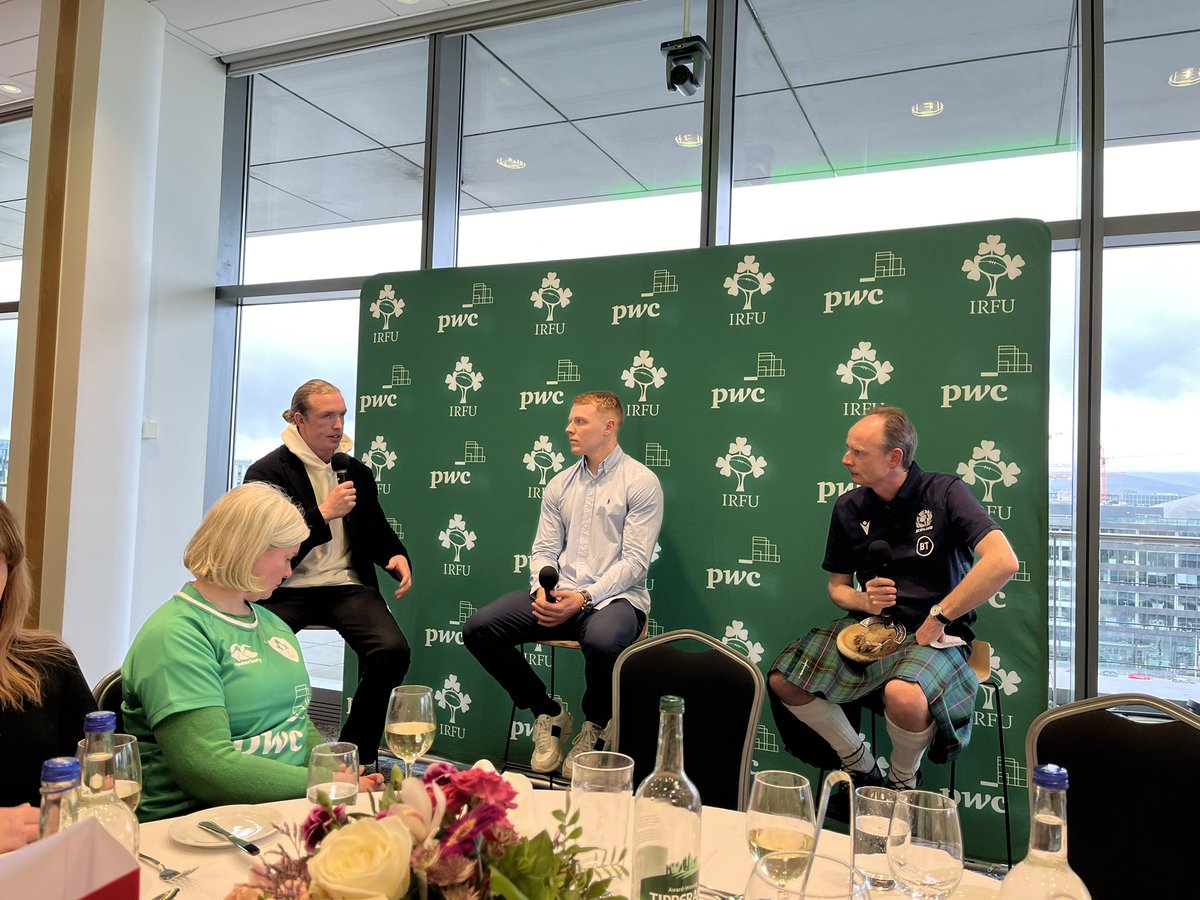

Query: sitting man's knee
[883,679,930,719]
[769,671,810,705]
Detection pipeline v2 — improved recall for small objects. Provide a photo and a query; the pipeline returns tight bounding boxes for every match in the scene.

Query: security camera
[660,35,711,97]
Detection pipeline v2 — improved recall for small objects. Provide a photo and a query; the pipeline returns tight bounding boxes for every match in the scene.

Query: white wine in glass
[384,685,436,778]
[745,770,817,880]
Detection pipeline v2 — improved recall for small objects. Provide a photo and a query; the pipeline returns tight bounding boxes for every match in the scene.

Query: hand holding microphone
[865,539,898,616]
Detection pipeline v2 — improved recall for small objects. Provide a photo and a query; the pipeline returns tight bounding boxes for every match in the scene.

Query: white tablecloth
[137,791,1000,898]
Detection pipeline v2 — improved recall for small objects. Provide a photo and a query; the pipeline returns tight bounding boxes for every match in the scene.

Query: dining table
[136,789,1002,899]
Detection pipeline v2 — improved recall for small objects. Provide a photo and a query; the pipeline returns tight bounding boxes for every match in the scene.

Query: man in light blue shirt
[464,391,663,776]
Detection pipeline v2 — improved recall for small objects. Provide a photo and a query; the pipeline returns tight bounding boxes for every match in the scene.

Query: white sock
[785,698,875,773]
[885,715,936,787]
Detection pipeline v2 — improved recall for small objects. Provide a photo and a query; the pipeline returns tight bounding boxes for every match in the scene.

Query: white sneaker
[530,707,575,773]
[561,719,610,780]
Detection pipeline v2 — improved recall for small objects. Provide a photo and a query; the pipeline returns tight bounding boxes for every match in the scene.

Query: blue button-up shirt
[529,444,663,614]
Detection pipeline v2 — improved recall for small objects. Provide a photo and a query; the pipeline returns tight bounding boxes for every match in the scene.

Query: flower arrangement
[225,762,627,900]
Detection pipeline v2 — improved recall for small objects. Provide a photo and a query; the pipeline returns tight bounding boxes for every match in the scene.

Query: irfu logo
[723,255,775,326]
[721,621,765,664]
[836,341,893,403]
[530,271,572,334]
[962,234,1025,298]
[438,514,477,575]
[360,436,397,493]
[435,675,473,738]
[523,435,566,496]
[956,440,1021,503]
[621,350,667,417]
[368,284,404,331]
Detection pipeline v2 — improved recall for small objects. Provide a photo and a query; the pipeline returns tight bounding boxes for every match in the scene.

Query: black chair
[1026,692,1200,898]
[92,668,124,733]
[609,629,765,811]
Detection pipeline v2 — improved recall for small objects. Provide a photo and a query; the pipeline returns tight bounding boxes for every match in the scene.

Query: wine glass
[886,790,964,899]
[384,685,436,779]
[743,852,869,899]
[76,734,141,812]
[745,771,817,870]
[307,741,360,805]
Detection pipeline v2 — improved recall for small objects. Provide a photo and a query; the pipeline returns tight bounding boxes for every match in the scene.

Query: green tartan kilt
[771,617,979,764]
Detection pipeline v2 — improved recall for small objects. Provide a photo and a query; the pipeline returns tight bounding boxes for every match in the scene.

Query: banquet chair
[500,615,650,784]
[92,668,125,733]
[1026,693,1200,898]
[609,629,765,811]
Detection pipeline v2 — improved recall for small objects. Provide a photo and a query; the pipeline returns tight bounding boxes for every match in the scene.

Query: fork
[138,852,198,882]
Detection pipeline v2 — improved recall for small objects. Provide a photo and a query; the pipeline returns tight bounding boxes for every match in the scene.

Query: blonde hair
[574,390,624,429]
[0,499,72,710]
[185,483,310,594]
[282,379,341,424]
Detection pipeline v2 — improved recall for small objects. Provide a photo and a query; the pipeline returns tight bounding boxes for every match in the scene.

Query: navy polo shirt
[822,462,999,641]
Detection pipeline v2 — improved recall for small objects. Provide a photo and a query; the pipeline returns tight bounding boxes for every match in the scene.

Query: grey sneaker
[530,707,575,773]
[561,719,610,780]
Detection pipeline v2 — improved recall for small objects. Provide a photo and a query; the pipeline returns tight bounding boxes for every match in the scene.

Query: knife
[198,819,261,855]
[150,890,180,900]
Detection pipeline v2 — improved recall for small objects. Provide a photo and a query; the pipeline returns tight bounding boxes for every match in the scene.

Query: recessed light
[674,133,703,148]
[496,157,526,170]
[0,84,22,95]
[399,0,422,5]
[911,100,944,118]
[1168,67,1199,87]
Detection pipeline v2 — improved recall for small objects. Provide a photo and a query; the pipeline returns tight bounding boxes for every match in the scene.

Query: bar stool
[501,616,650,781]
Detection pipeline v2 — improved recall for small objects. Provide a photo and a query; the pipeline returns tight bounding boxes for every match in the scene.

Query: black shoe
[886,768,924,791]
[824,762,884,823]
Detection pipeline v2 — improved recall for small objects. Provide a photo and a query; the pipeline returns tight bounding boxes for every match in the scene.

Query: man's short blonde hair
[574,390,624,429]
[184,483,309,593]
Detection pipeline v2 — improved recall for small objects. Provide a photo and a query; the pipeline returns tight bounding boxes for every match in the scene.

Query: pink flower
[424,762,467,811]
[451,769,517,809]
[301,803,347,853]
[439,801,511,858]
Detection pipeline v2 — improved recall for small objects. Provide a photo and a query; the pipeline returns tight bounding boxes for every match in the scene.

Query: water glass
[743,852,869,899]
[570,750,634,893]
[886,790,963,899]
[745,771,817,866]
[307,741,360,806]
[852,785,897,890]
[76,734,141,812]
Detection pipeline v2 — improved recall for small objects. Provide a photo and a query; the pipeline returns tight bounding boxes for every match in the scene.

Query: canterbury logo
[230,643,259,663]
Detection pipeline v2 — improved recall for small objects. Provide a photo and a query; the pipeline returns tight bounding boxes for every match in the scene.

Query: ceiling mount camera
[660,35,711,97]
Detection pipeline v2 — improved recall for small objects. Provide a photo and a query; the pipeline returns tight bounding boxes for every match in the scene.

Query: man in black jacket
[245,379,412,764]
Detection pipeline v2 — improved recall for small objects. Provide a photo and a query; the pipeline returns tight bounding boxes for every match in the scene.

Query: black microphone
[538,566,559,603]
[334,467,348,485]
[867,540,892,574]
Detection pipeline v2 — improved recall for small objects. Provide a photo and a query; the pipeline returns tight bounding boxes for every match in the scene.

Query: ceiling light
[0,84,22,95]
[496,157,526,170]
[399,0,422,5]
[674,133,703,148]
[911,101,944,118]
[1168,67,1200,87]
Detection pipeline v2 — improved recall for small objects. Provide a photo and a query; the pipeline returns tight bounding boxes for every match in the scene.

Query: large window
[0,115,31,497]
[243,40,429,283]
[218,0,1200,708]
[457,0,706,265]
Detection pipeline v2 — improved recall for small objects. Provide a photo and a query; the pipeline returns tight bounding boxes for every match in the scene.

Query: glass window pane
[1099,244,1200,701]
[731,0,1080,241]
[457,0,705,266]
[1103,0,1200,216]
[243,40,429,283]
[0,114,31,499]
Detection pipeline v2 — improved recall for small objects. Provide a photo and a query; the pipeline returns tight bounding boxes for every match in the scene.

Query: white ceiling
[0,0,507,110]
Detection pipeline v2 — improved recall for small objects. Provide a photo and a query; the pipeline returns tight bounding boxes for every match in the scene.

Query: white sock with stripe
[785,697,875,773]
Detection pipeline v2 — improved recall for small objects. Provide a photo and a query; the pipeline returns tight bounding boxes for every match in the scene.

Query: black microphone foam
[538,566,559,602]
[867,540,893,572]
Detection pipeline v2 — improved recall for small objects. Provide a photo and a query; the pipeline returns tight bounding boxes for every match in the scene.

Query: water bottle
[999,763,1091,899]
[632,695,702,900]
[77,711,140,855]
[38,756,81,839]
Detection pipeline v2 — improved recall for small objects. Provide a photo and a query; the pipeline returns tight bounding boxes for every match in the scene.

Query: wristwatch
[929,604,953,626]
[580,590,595,611]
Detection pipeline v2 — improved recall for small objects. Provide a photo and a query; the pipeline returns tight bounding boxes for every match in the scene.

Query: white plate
[167,804,285,849]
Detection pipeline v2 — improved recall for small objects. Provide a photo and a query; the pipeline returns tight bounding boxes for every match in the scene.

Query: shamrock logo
[523,435,566,486]
[962,234,1025,297]
[445,356,485,404]
[530,272,573,321]
[716,437,768,492]
[836,341,894,400]
[956,440,1021,502]
[435,674,472,724]
[438,514,477,563]
[361,436,398,480]
[620,350,668,402]
[722,255,775,310]
[368,284,404,330]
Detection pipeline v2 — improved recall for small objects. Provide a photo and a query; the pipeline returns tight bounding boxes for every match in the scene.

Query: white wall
[130,33,226,637]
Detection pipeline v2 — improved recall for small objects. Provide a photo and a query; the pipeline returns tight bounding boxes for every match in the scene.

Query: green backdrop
[350,217,1049,862]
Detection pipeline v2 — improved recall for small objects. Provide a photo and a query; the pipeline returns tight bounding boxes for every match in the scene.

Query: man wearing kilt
[769,407,1018,795]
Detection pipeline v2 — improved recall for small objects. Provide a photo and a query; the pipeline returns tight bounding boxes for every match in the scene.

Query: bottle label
[637,854,699,900]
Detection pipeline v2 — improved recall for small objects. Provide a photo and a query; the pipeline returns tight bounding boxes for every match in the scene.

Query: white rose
[308,816,413,900]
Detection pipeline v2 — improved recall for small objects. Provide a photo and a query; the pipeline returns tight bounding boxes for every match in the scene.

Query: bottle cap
[83,710,117,733]
[660,695,685,713]
[1032,763,1068,789]
[41,756,82,783]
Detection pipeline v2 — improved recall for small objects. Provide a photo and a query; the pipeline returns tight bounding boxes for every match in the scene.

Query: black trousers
[259,584,411,763]
[463,590,643,724]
